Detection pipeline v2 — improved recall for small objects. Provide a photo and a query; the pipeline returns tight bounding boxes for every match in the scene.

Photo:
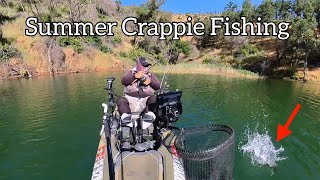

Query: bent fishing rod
[130,47,173,92]
[131,58,162,85]
[159,45,173,94]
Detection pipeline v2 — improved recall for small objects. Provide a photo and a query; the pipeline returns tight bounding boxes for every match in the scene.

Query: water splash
[239,126,287,167]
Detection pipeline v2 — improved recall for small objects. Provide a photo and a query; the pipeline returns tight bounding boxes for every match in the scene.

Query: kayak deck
[91,129,177,180]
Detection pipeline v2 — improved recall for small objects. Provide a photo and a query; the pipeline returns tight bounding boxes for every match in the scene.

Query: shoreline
[1,63,260,81]
[0,68,125,81]
[152,64,261,79]
[2,64,319,84]
[1,62,319,83]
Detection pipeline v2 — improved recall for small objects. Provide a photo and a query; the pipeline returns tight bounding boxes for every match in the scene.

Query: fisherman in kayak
[117,57,161,116]
[117,57,160,149]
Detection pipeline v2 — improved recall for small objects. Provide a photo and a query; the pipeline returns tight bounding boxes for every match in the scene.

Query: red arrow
[277,104,301,142]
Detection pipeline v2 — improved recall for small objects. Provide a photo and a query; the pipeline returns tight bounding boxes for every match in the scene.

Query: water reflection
[0,73,319,180]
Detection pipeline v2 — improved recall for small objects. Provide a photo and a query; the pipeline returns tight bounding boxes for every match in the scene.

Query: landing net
[175,125,235,180]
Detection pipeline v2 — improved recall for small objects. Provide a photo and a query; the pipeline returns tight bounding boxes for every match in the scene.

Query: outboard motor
[153,91,183,128]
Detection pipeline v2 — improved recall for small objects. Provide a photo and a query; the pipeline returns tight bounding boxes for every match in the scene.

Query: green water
[0,73,319,179]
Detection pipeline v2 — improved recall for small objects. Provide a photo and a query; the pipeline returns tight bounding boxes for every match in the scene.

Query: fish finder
[105,77,115,90]
[154,90,183,128]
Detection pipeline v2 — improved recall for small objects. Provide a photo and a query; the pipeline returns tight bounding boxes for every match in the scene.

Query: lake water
[0,73,319,179]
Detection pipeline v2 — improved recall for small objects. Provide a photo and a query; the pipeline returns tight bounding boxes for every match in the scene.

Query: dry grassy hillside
[0,2,319,82]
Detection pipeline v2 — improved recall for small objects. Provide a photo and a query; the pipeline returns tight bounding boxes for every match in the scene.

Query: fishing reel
[137,76,146,87]
[137,74,152,87]
[154,91,183,128]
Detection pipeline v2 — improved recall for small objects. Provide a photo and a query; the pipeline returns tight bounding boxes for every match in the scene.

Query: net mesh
[175,125,235,180]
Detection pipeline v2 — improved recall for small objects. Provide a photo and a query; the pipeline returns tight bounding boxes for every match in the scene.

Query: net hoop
[175,124,235,160]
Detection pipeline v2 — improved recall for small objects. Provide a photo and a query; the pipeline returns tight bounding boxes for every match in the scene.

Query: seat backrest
[124,112,155,130]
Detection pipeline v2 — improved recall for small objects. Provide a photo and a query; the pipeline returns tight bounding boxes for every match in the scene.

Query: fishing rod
[147,58,162,70]
[101,77,116,180]
[131,45,173,88]
[131,58,162,85]
[158,45,173,94]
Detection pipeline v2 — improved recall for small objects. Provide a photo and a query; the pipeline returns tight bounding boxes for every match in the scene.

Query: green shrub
[58,37,70,46]
[100,45,112,53]
[72,44,83,53]
[128,48,148,61]
[113,34,122,44]
[239,44,260,57]
[50,8,62,19]
[0,13,10,23]
[84,36,115,54]
[40,14,52,22]
[119,51,128,58]
[136,7,149,19]
[96,6,108,15]
[85,35,102,47]
[173,40,191,56]
[154,54,166,64]
[98,14,107,20]
[60,5,70,14]
[273,68,296,78]
[137,39,157,54]
[14,4,24,12]
[202,56,223,64]
[0,44,21,62]
[7,2,14,8]
[58,37,83,53]
[186,13,192,17]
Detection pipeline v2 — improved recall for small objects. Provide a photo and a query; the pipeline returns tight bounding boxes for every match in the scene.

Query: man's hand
[135,71,144,79]
[143,77,151,85]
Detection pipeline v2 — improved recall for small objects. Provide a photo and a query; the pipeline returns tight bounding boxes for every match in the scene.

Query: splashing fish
[239,128,287,168]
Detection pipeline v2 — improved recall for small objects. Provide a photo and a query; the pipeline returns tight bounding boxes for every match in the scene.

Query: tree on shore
[275,0,292,20]
[240,0,255,20]
[290,0,319,82]
[313,0,320,28]
[115,0,122,13]
[256,0,276,21]
[224,1,239,21]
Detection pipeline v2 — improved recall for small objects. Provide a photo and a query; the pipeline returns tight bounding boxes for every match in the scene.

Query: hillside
[0,0,320,82]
